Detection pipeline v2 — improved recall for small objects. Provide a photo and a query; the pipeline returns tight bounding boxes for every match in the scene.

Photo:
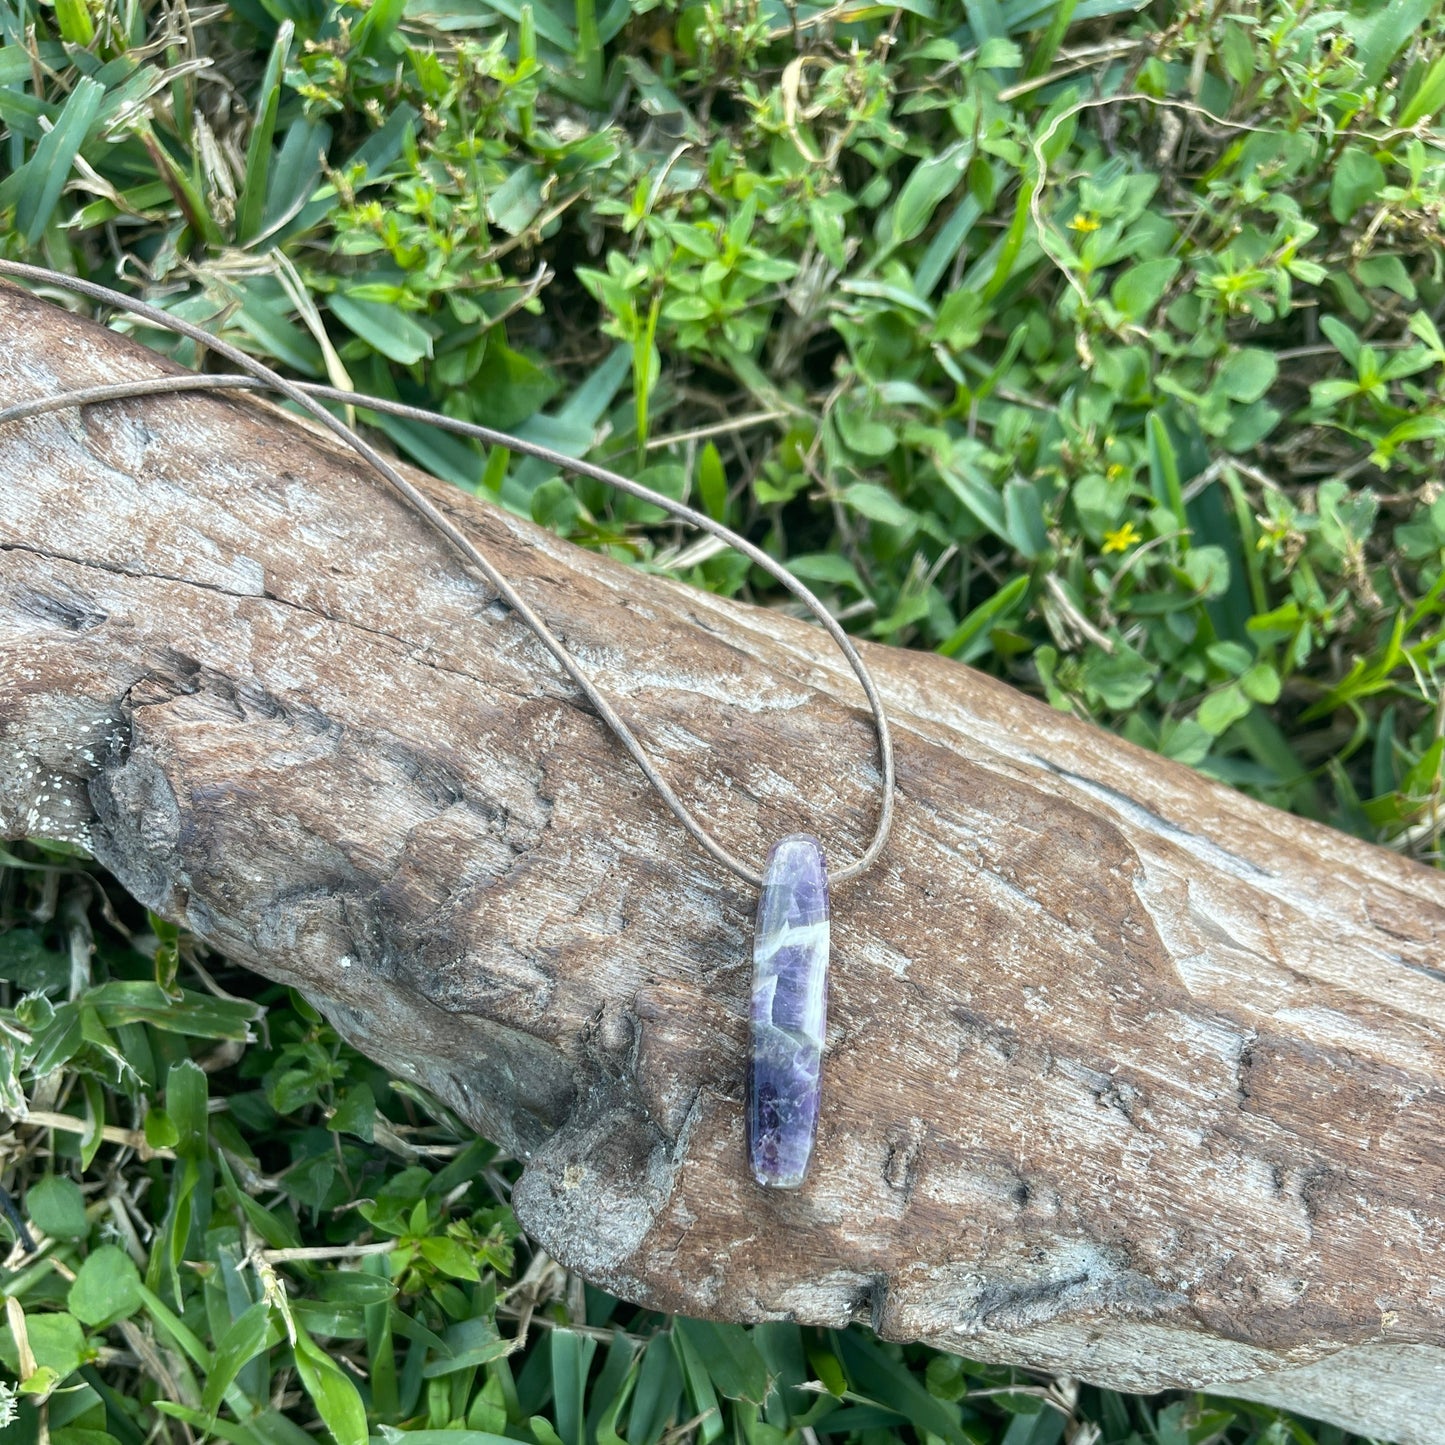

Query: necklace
[0,260,895,1189]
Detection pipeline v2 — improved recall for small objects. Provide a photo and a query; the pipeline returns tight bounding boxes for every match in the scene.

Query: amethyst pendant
[748,834,830,1189]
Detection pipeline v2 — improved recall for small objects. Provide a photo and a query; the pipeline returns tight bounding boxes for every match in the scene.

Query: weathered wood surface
[2,284,1443,1442]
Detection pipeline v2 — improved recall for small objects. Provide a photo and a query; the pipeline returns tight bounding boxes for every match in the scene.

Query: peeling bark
[2,284,1443,1443]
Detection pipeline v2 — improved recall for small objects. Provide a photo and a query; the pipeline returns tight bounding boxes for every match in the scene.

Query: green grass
[2,0,1443,1438]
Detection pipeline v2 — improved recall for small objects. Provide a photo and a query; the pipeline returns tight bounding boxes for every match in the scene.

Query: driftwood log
[2,284,1443,1442]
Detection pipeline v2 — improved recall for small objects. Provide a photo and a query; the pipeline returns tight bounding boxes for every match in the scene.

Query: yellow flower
[1069,212,1101,232]
[1102,521,1142,554]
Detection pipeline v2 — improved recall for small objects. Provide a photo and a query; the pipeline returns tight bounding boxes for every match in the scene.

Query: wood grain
[2,284,1442,1442]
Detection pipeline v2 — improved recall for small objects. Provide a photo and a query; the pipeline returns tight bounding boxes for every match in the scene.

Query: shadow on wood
[2,284,1442,1443]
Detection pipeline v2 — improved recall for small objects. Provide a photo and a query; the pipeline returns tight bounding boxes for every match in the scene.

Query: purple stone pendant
[748,834,830,1189]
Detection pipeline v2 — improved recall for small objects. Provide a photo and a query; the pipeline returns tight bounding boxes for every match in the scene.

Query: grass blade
[236,20,293,244]
[939,574,1030,658]
[17,74,102,242]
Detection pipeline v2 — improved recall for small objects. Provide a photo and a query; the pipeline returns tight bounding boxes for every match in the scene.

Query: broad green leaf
[1374,414,1445,461]
[842,483,917,531]
[531,1417,565,1445]
[1000,1402,1066,1445]
[835,405,898,457]
[1206,641,1252,676]
[1199,683,1252,736]
[805,1337,847,1397]
[154,1402,279,1445]
[976,36,1022,68]
[30,1001,83,1074]
[1072,474,1127,537]
[981,176,1036,300]
[1215,348,1277,404]
[222,275,325,376]
[530,477,583,532]
[808,196,848,269]
[329,292,434,365]
[1241,662,1282,705]
[17,1364,59,1397]
[418,1234,483,1282]
[0,1311,85,1382]
[292,1297,368,1337]
[0,929,69,991]
[871,592,931,637]
[1182,545,1230,600]
[166,1057,209,1159]
[937,457,1008,540]
[1329,146,1386,223]
[27,1174,87,1240]
[841,275,929,324]
[1003,478,1048,558]
[915,196,982,297]
[1311,378,1361,407]
[1162,719,1212,766]
[145,1107,180,1150]
[475,341,560,432]
[147,911,180,998]
[328,1082,375,1141]
[1111,257,1180,321]
[70,1245,143,1326]
[79,1074,104,1171]
[1409,309,1445,360]
[1081,646,1155,710]
[352,0,407,56]
[1320,314,1363,366]
[1024,0,1078,77]
[963,0,1006,44]
[487,163,544,235]
[586,1329,640,1445]
[787,553,867,592]
[258,118,332,240]
[1356,254,1416,299]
